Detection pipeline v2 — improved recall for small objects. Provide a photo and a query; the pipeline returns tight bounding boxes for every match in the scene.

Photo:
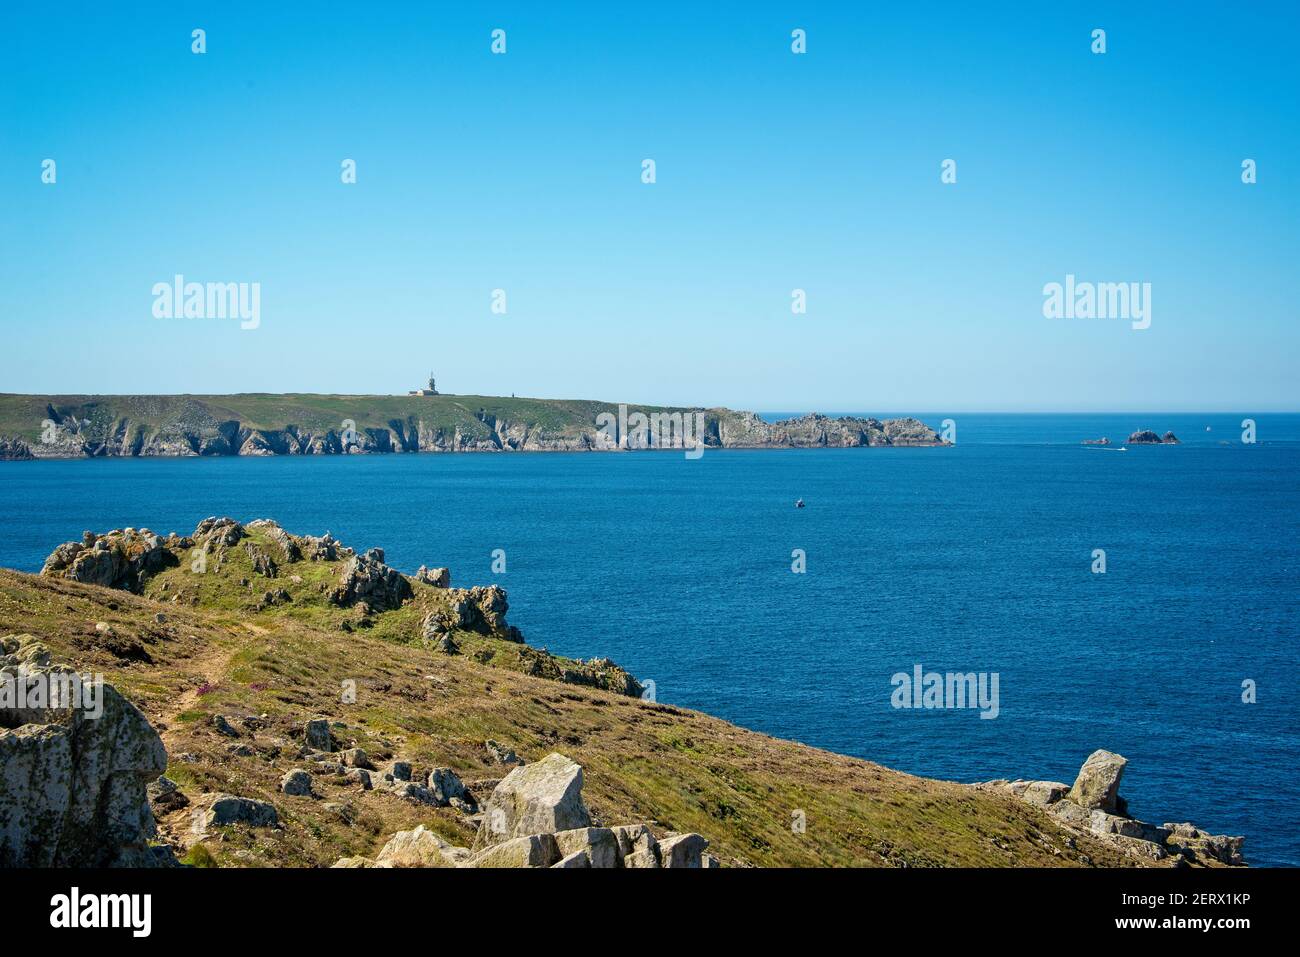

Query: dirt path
[158,622,264,729]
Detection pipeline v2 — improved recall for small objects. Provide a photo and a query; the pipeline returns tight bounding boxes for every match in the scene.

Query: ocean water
[1,412,1296,865]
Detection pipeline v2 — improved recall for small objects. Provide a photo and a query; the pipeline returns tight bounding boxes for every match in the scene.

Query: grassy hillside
[0,520,1150,869]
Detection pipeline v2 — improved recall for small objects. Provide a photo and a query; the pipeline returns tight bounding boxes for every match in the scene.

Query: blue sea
[2,413,1296,865]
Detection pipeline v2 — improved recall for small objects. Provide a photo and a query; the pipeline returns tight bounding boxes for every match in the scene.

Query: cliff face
[715,411,941,448]
[0,394,945,460]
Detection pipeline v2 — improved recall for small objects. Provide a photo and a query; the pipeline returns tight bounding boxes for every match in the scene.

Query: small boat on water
[794,498,805,508]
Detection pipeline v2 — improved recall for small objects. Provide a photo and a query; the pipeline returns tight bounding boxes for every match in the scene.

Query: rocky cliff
[0,393,945,459]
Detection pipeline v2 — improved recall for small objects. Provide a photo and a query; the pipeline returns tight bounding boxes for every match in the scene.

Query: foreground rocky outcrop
[978,749,1245,866]
[40,527,174,590]
[0,634,174,866]
[334,753,717,869]
[39,514,644,696]
[39,518,643,698]
[0,394,946,459]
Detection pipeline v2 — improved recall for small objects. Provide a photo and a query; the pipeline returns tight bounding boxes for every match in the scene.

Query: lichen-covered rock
[554,827,619,868]
[624,847,661,868]
[560,657,642,697]
[985,778,1069,808]
[611,823,660,864]
[203,793,278,827]
[193,516,245,549]
[375,825,466,867]
[552,849,591,868]
[148,775,189,811]
[1067,750,1127,812]
[465,833,560,868]
[299,532,352,563]
[280,769,313,797]
[340,747,374,770]
[485,740,523,766]
[415,565,450,588]
[1164,823,1246,866]
[330,548,412,612]
[473,753,591,849]
[243,541,278,578]
[427,767,468,807]
[245,520,302,563]
[304,718,334,752]
[40,528,172,592]
[0,636,171,867]
[658,832,709,868]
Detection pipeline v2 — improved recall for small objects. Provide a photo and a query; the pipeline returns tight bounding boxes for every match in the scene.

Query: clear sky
[1,2,1296,411]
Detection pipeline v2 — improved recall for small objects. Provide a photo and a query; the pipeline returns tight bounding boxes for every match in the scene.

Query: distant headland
[0,392,945,460]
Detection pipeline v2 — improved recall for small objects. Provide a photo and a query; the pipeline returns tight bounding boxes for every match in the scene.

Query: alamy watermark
[596,404,706,458]
[1,668,105,719]
[1042,274,1150,330]
[891,664,999,719]
[152,274,260,330]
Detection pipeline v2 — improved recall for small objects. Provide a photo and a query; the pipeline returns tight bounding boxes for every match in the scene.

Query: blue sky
[1,1,1296,411]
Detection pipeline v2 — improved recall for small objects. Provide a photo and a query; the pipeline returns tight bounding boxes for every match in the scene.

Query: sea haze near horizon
[1,413,1296,865]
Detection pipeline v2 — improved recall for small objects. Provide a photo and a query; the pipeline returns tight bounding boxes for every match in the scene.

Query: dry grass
[0,566,1148,868]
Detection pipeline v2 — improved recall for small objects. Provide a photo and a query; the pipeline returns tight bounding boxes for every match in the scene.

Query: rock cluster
[0,634,174,867]
[715,411,944,448]
[980,749,1245,865]
[1127,430,1181,444]
[329,547,413,612]
[335,753,716,869]
[290,719,479,811]
[40,527,172,590]
[421,585,517,644]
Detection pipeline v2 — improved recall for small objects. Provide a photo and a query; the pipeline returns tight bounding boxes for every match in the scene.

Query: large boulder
[415,566,450,588]
[375,825,467,867]
[0,636,171,866]
[465,833,560,868]
[304,718,335,752]
[473,753,591,848]
[658,832,709,868]
[428,767,468,807]
[1067,750,1127,812]
[202,794,278,828]
[611,823,660,865]
[280,769,313,797]
[554,827,619,868]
